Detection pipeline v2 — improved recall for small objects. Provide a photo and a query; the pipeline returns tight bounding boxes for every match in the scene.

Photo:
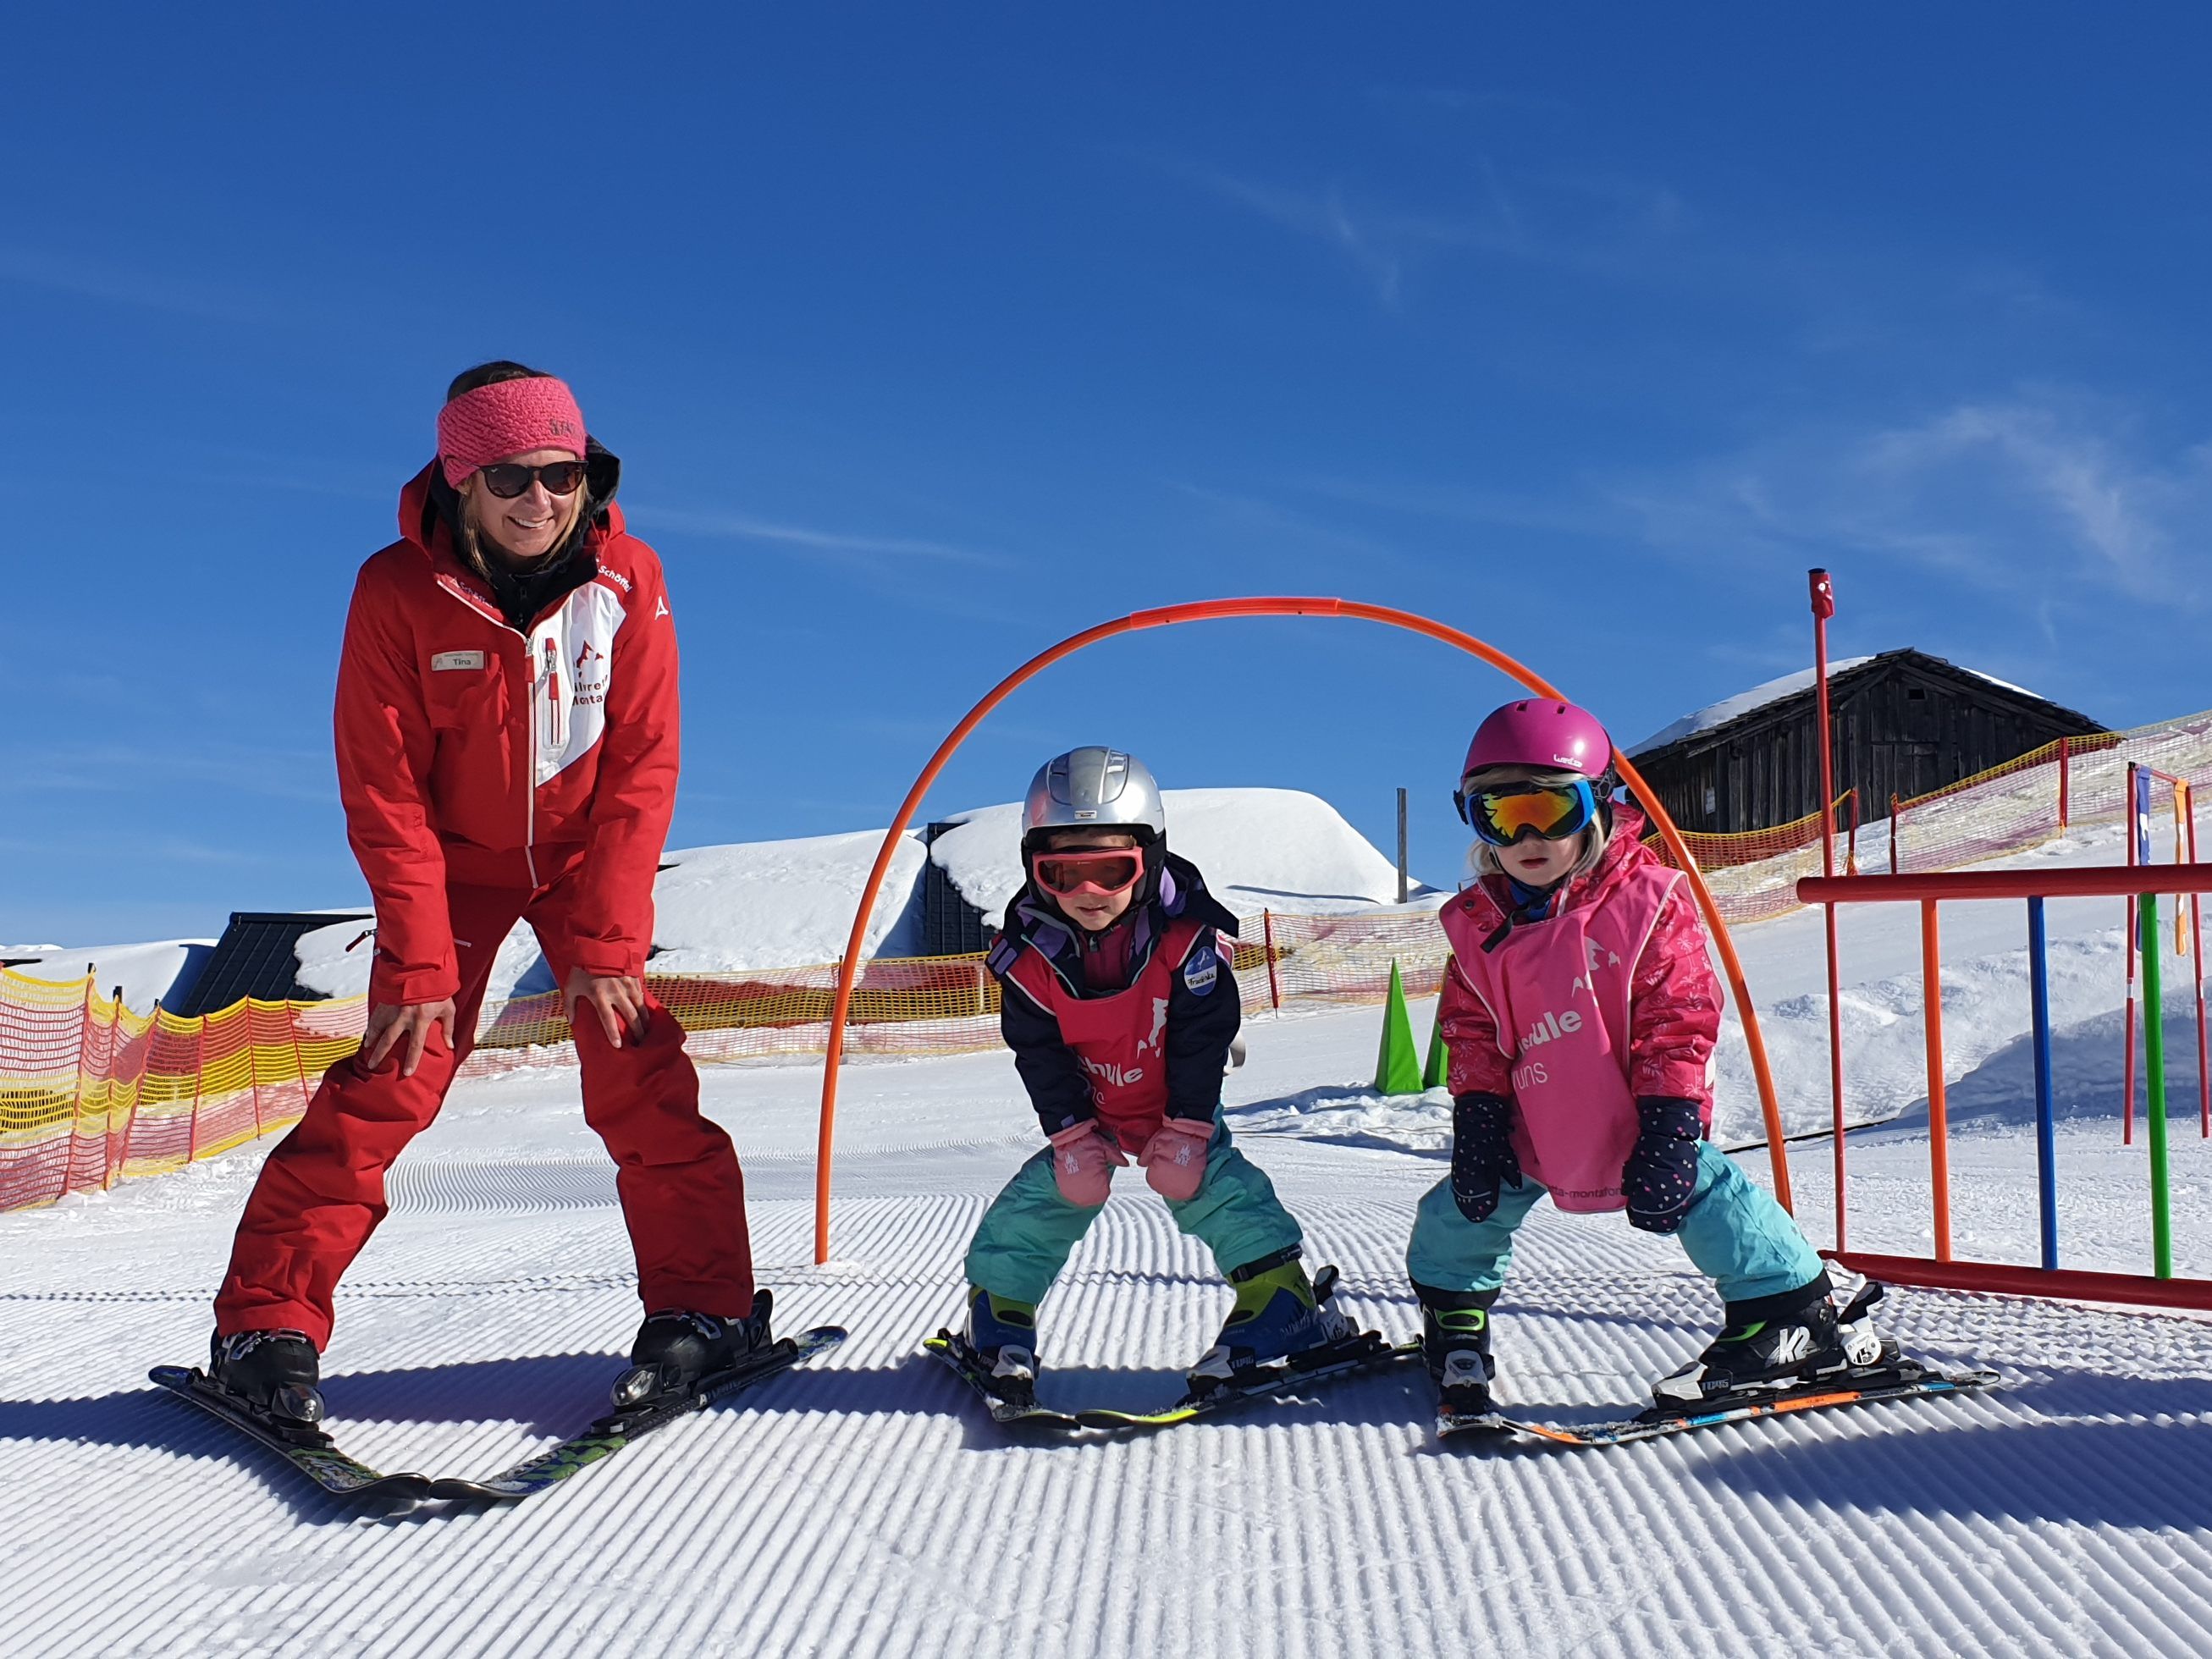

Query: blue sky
[5,4,2209,945]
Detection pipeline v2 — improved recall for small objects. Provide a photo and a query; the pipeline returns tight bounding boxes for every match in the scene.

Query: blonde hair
[1465,765,1612,882]
[457,477,590,584]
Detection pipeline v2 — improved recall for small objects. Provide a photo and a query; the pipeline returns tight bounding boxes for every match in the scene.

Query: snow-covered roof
[1630,651,2071,757]
[1,939,217,1011]
[1629,659,1875,756]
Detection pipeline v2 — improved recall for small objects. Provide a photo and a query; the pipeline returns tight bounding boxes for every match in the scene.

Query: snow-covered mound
[292,915,551,1006]
[0,939,215,1011]
[648,830,930,973]
[929,787,1438,923]
[289,787,1426,1002]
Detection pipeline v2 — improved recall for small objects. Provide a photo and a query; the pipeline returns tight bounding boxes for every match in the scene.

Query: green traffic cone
[1373,961,1424,1095]
[1422,996,1449,1090]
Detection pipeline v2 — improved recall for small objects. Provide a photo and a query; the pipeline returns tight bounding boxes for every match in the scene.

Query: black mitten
[1624,1096,1704,1233]
[1450,1093,1522,1224]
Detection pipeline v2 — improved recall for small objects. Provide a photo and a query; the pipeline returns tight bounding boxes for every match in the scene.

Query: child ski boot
[1187,1248,1356,1394]
[207,1328,326,1430]
[1415,1284,1499,1420]
[1651,1276,1895,1412]
[613,1292,775,1410]
[949,1287,1045,1411]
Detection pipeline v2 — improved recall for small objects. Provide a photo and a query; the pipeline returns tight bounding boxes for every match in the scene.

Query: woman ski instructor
[205,363,762,1426]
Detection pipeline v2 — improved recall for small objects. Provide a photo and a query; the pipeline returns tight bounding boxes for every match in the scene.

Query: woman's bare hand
[565,968,649,1049]
[360,999,460,1078]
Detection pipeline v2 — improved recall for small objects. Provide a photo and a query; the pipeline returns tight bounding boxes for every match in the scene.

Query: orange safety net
[0,913,1460,1211]
[1889,709,2212,874]
[1646,792,1859,925]
[16,703,2210,1210]
[0,970,365,1213]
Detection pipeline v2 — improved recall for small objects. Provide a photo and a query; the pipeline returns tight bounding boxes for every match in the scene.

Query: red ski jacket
[338,465,681,1004]
[1436,804,1723,1111]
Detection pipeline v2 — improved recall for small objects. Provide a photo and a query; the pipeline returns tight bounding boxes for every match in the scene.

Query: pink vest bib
[1002,916,1211,1145]
[1440,866,1679,1212]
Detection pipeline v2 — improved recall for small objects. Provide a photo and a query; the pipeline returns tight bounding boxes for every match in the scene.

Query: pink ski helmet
[1461,698,1613,782]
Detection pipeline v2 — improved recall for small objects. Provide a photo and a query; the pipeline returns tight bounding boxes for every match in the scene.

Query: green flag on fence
[1373,961,1424,1095]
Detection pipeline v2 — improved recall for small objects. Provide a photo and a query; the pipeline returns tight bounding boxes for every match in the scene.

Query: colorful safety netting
[11,704,2210,1212]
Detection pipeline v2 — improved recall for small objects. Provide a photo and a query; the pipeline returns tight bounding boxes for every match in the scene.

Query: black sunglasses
[477,460,587,499]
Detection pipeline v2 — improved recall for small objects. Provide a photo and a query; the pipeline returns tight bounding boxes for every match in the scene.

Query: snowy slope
[3,1002,2209,1656]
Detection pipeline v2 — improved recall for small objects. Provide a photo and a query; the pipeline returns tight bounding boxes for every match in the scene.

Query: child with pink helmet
[1408,697,1889,1421]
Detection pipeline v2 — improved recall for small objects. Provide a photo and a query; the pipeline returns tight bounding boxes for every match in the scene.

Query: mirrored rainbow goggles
[1454,778,1600,846]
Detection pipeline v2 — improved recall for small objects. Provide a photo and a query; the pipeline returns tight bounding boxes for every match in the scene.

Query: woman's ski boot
[207,1328,326,1431]
[948,1287,1043,1409]
[613,1291,775,1410]
[1415,1283,1499,1419]
[1187,1249,1354,1394]
[1652,1276,1895,1412]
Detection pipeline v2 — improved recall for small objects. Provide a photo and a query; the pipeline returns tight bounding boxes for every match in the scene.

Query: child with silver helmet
[946,746,1357,1408]
[1411,699,1889,1422]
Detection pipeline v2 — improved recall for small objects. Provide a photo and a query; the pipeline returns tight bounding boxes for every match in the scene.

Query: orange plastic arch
[813,597,1792,1262]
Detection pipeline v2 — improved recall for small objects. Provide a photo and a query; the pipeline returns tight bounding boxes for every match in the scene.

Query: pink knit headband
[438,377,587,486]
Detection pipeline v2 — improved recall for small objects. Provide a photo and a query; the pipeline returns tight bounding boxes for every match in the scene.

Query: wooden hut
[1626,649,2105,835]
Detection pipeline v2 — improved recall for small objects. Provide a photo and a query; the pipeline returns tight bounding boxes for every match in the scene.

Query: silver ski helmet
[1020,747,1167,853]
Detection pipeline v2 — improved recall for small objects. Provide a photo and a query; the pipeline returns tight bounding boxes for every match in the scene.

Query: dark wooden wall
[1632,656,2104,835]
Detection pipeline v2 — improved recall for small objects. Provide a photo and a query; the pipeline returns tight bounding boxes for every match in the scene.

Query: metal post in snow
[2057,736,2071,834]
[2029,896,2058,1270]
[1397,787,1409,905]
[1889,795,1901,876]
[1810,570,1849,1250]
[1262,910,1283,1012]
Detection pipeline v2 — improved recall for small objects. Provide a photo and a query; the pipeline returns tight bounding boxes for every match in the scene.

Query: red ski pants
[214,879,754,1348]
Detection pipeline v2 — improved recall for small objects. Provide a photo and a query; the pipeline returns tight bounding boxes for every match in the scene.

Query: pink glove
[1048,1122,1126,1207]
[1139,1120,1212,1202]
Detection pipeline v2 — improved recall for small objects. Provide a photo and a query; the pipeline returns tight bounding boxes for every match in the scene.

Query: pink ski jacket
[1435,804,1724,1208]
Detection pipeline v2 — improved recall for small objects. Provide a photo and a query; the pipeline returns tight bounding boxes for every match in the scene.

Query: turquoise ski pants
[965,1127,1303,1306]
[1406,1141,1823,1304]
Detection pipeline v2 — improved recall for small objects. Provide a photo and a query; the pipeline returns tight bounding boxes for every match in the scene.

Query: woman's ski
[149,1364,433,1503]
[428,1326,847,1502]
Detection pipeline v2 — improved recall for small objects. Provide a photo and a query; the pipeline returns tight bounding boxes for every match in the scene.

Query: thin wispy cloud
[4,743,333,804]
[1150,157,1514,306]
[632,506,1009,569]
[1608,390,2211,612]
[0,245,276,326]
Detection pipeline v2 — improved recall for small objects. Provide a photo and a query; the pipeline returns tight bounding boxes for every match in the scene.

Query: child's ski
[923,1333,1085,1428]
[427,1326,847,1502]
[149,1364,433,1504]
[1462,1362,1998,1449]
[1073,1335,1423,1430]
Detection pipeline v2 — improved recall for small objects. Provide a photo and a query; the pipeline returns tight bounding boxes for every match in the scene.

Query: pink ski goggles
[1031,847,1145,897]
